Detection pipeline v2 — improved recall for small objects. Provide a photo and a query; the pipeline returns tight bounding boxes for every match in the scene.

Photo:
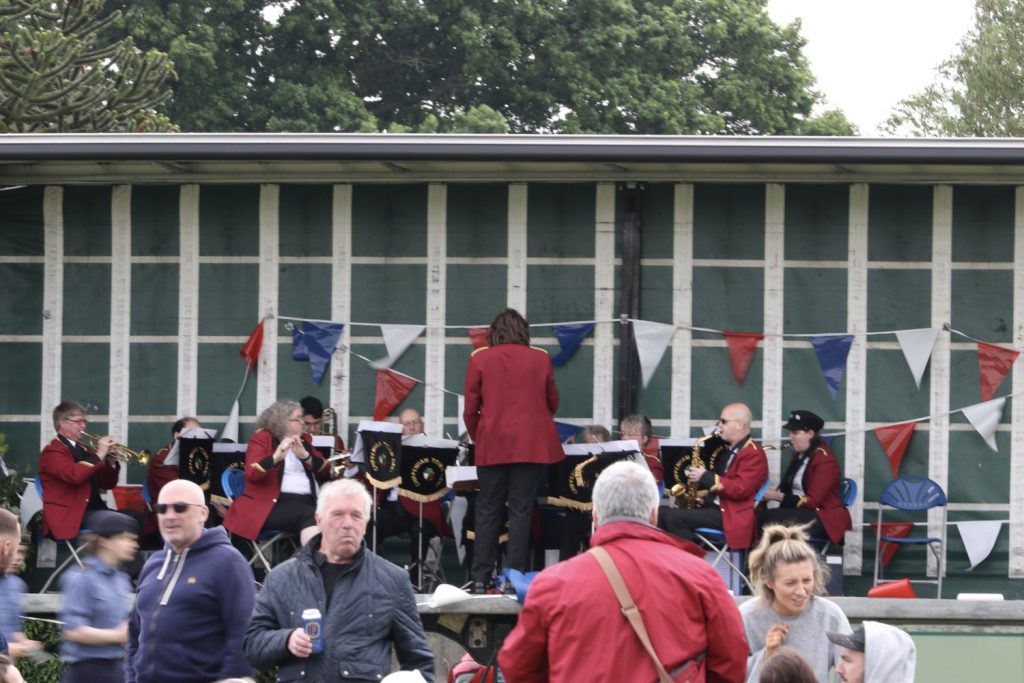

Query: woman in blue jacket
[59,511,138,683]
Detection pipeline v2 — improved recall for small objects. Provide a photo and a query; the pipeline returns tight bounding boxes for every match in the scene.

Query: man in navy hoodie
[127,479,255,683]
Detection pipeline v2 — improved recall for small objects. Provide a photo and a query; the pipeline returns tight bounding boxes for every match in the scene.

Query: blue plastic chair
[872,475,947,598]
[694,478,770,593]
[221,467,297,572]
[809,477,857,555]
[35,477,88,593]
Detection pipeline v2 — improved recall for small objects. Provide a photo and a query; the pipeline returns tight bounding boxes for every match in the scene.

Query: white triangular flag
[962,397,1005,451]
[956,520,1002,570]
[632,320,676,388]
[895,327,939,389]
[372,324,425,369]
[222,400,241,444]
[162,440,182,467]
[457,394,466,440]
[19,479,43,528]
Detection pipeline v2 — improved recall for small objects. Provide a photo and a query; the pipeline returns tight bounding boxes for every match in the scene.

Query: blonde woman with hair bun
[740,524,850,683]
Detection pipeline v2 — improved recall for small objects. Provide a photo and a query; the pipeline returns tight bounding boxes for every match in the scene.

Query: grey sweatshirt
[740,596,850,683]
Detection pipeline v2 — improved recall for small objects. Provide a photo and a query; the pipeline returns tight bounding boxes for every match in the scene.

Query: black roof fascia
[2,134,1024,166]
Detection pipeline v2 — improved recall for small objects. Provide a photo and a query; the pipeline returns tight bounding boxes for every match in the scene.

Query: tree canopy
[0,0,175,132]
[884,0,1024,137]
[108,0,854,135]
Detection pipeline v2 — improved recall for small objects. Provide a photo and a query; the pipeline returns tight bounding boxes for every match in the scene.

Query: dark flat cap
[783,410,825,433]
[85,511,137,538]
[827,626,865,652]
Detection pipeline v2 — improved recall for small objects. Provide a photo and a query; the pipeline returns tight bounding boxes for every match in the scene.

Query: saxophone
[670,430,725,509]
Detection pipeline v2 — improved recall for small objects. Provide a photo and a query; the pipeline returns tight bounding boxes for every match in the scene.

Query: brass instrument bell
[81,431,151,466]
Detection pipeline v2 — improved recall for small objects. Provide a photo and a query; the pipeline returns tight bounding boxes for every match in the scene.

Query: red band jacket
[463,344,564,467]
[222,430,331,541]
[703,437,769,550]
[781,444,852,545]
[39,437,120,540]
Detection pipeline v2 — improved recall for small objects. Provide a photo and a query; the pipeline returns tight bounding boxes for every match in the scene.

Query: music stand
[351,420,403,553]
[398,434,459,590]
[659,438,697,504]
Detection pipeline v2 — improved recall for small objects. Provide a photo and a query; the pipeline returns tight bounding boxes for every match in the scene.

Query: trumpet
[81,431,151,466]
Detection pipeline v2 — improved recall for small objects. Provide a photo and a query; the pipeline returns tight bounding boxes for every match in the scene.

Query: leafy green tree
[111,0,853,135]
[0,0,175,132]
[884,0,1024,137]
[797,109,857,136]
[101,0,269,131]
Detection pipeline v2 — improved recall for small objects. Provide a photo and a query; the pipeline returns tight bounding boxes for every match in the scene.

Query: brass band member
[657,402,768,551]
[223,400,331,547]
[759,410,851,546]
[143,417,200,544]
[38,401,120,541]
[618,415,664,485]
[464,309,564,592]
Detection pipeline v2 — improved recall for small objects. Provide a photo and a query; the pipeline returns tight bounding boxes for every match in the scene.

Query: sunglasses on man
[155,502,205,515]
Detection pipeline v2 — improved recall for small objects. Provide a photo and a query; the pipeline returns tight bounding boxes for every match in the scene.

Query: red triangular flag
[977,342,1019,402]
[240,319,265,370]
[373,369,418,421]
[722,332,764,385]
[871,522,914,567]
[468,327,488,349]
[873,422,916,479]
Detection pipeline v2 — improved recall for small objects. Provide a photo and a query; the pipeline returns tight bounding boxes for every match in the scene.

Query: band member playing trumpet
[224,400,331,547]
[657,402,768,551]
[38,401,120,541]
[758,410,851,545]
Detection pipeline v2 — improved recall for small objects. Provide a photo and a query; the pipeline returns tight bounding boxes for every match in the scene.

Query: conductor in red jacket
[463,308,563,590]
[758,410,852,545]
[658,402,769,551]
[223,400,331,548]
[38,401,120,541]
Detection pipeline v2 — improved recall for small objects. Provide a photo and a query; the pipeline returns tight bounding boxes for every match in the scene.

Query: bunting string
[272,314,1023,454]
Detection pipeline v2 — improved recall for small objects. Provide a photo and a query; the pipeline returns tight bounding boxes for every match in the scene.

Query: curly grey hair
[255,399,301,440]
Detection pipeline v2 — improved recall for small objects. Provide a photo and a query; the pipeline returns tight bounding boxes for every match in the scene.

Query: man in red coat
[463,309,563,590]
[38,401,120,541]
[657,402,769,551]
[759,410,852,545]
[499,460,748,683]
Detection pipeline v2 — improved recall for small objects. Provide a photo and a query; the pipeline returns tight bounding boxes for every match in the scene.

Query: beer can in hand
[302,608,325,654]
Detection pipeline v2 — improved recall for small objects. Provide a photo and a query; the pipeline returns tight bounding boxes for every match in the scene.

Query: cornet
[81,431,151,466]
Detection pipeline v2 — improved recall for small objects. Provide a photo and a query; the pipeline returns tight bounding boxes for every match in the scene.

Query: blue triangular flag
[302,321,344,384]
[555,421,579,443]
[551,322,595,366]
[811,335,853,401]
[291,325,310,361]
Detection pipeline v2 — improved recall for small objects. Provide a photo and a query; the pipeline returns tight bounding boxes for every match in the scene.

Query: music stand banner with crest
[398,434,460,502]
[351,420,403,489]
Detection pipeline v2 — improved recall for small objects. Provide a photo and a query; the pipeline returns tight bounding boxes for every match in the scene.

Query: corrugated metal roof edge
[2,133,1024,164]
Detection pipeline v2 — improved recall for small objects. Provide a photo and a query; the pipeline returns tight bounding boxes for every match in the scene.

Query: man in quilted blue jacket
[244,479,434,682]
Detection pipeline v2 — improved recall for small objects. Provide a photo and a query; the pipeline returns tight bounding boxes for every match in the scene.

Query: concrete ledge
[25,592,1024,626]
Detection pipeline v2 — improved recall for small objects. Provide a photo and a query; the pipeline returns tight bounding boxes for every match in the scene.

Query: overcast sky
[765,0,976,135]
